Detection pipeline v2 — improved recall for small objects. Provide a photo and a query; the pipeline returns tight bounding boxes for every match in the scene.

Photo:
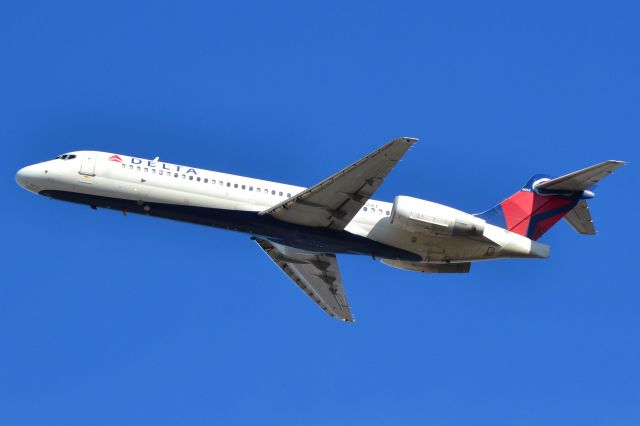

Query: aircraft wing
[564,199,596,235]
[259,137,417,230]
[536,160,626,192]
[255,238,354,322]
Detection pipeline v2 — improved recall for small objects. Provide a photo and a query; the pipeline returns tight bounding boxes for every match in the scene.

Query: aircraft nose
[16,164,44,192]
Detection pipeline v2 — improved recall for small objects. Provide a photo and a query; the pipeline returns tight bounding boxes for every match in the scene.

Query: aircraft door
[79,152,96,176]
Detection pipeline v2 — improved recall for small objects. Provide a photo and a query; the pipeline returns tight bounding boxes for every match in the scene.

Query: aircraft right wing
[254,238,354,322]
[259,137,416,231]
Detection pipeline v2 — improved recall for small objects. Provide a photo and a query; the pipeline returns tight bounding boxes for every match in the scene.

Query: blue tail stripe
[476,204,506,229]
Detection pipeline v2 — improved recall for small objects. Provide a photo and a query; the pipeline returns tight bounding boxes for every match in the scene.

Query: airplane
[15,138,625,322]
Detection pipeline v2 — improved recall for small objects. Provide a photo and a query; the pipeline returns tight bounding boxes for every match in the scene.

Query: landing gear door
[79,152,96,176]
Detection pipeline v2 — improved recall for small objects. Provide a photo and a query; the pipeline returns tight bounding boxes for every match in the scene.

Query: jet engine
[390,196,486,237]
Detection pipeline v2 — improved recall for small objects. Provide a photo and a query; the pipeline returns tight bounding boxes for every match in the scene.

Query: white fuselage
[16,150,548,264]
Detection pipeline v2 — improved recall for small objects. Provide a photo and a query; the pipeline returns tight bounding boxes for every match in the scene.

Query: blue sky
[1,1,639,424]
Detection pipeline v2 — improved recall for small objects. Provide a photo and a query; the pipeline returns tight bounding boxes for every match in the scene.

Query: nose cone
[16,164,44,192]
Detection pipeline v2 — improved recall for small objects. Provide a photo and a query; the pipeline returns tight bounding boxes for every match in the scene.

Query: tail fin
[476,160,626,241]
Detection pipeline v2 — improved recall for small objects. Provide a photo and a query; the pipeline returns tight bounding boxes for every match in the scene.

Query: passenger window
[152,169,156,174]
[287,193,291,197]
[159,170,163,175]
[256,188,261,193]
[136,166,141,171]
[182,174,186,179]
[386,211,390,215]
[189,175,194,180]
[121,164,126,169]
[204,178,207,183]
[234,184,238,188]
[363,207,368,212]
[129,165,133,170]
[271,190,276,195]
[242,185,246,190]
[249,186,253,191]
[174,173,178,177]
[279,191,283,196]
[144,168,148,172]
[378,209,383,214]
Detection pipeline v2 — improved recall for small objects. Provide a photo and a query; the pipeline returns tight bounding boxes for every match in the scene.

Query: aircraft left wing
[259,137,417,230]
[255,238,354,322]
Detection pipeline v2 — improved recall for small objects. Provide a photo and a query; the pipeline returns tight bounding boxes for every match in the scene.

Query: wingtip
[401,136,419,143]
[389,137,418,144]
[605,160,628,171]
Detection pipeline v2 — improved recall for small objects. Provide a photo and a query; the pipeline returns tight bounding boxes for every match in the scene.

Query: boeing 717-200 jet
[16,138,625,322]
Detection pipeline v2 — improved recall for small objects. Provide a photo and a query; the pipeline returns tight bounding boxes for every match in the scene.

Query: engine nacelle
[390,196,486,237]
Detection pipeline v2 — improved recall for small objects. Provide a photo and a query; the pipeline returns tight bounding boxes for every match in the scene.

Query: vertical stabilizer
[476,175,580,240]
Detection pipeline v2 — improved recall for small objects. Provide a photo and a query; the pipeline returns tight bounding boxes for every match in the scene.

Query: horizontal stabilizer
[564,200,596,235]
[535,160,626,192]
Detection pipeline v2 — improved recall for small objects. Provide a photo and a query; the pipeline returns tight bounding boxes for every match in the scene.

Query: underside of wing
[564,199,596,235]
[259,137,417,231]
[536,160,626,192]
[255,238,354,322]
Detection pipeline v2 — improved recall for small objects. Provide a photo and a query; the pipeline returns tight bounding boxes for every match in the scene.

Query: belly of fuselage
[40,190,421,261]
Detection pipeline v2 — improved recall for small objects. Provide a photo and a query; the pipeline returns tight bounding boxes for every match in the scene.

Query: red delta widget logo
[117,155,199,175]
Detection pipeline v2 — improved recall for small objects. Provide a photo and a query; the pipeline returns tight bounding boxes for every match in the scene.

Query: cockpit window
[55,154,77,160]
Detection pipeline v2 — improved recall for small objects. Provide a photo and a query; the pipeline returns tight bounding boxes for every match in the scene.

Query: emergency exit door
[79,153,96,176]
